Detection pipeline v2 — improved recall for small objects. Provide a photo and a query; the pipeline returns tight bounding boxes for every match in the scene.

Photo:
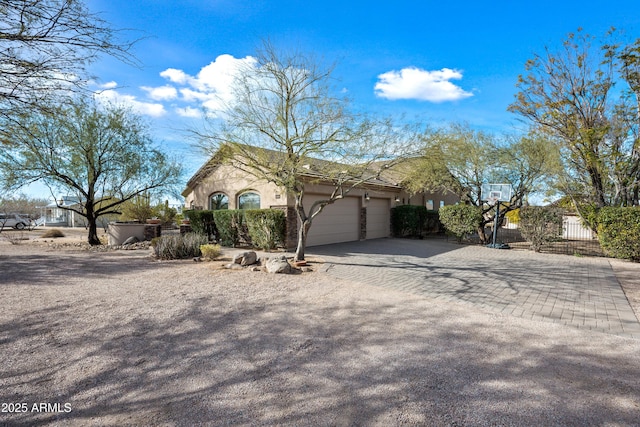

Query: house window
[238,192,260,210]
[439,200,445,208]
[426,199,434,210]
[209,193,229,210]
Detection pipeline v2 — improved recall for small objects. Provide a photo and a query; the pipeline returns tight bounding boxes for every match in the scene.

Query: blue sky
[25,1,640,198]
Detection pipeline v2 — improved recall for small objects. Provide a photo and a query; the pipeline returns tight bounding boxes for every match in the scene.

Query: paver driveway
[310,238,640,339]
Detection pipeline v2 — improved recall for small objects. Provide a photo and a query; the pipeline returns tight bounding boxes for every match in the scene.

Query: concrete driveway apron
[310,238,640,339]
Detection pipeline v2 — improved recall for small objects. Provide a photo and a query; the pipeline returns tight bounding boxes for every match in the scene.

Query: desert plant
[119,195,153,223]
[152,233,208,260]
[152,202,177,226]
[438,204,482,243]
[41,228,65,238]
[519,206,563,252]
[2,231,27,245]
[200,244,222,260]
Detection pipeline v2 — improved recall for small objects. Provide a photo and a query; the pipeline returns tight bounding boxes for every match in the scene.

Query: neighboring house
[562,214,595,240]
[182,146,457,248]
[41,196,111,228]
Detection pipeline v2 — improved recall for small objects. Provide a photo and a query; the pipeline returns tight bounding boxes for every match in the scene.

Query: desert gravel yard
[1,234,640,426]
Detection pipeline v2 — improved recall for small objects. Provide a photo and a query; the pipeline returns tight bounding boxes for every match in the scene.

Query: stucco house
[182,146,457,248]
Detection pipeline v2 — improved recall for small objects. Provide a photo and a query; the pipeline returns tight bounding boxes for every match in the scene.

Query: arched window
[209,193,229,210]
[238,191,260,210]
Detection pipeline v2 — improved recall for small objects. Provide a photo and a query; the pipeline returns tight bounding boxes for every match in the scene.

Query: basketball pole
[492,201,500,247]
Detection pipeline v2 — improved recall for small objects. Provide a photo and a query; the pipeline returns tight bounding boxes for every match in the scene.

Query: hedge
[185,209,217,239]
[438,204,482,243]
[597,207,640,261]
[390,205,441,238]
[244,209,286,250]
[212,209,285,249]
[212,209,245,247]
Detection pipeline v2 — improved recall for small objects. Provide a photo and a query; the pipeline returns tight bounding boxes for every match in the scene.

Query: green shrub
[186,209,217,239]
[519,206,563,252]
[200,244,222,260]
[390,205,441,238]
[577,202,600,232]
[244,209,286,250]
[119,195,153,222]
[438,204,482,243]
[41,228,65,238]
[152,233,208,260]
[597,207,640,261]
[152,202,177,226]
[213,210,245,247]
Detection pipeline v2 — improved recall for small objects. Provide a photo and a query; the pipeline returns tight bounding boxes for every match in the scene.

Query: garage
[366,197,390,239]
[303,194,360,247]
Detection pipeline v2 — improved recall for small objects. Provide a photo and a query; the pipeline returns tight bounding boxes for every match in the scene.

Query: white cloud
[95,89,167,117]
[141,85,178,101]
[160,68,190,85]
[175,106,202,118]
[374,67,473,102]
[100,81,118,89]
[159,54,257,113]
[179,87,215,103]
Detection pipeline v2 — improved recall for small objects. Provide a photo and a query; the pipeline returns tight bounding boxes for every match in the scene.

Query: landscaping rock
[233,251,258,266]
[225,263,243,270]
[122,236,140,245]
[265,255,292,274]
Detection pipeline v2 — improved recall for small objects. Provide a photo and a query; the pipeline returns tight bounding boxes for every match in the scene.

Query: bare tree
[196,42,419,261]
[0,98,182,245]
[0,0,138,121]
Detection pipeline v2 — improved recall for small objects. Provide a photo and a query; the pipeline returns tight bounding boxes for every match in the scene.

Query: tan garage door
[304,194,360,247]
[366,198,390,239]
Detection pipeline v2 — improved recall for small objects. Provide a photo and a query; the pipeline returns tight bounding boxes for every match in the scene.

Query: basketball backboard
[481,183,513,203]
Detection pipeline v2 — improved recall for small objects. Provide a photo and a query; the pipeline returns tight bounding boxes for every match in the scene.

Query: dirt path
[1,233,640,425]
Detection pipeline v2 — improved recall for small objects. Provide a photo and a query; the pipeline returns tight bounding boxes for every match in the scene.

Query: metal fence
[472,219,604,257]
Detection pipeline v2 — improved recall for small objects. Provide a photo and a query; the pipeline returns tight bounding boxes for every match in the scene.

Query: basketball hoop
[480,183,513,250]
[481,183,513,204]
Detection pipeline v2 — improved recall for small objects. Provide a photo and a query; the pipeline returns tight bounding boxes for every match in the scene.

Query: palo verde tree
[399,123,560,243]
[197,42,418,261]
[0,97,183,245]
[508,29,640,214]
[0,0,137,121]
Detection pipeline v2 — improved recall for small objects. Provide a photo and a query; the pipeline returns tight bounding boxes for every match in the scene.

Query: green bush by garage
[390,205,442,238]
[211,209,285,250]
[597,207,640,261]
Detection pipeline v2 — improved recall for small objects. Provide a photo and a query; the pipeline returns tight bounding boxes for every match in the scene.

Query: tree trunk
[87,217,101,246]
[477,225,489,245]
[294,219,311,262]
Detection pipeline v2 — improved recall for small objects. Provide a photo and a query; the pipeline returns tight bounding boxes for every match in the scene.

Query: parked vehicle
[0,213,31,230]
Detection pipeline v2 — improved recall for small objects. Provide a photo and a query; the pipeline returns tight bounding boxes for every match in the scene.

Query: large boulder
[265,255,292,274]
[233,251,258,266]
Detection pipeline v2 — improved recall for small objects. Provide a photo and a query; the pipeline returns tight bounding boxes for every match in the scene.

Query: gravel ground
[1,230,640,426]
